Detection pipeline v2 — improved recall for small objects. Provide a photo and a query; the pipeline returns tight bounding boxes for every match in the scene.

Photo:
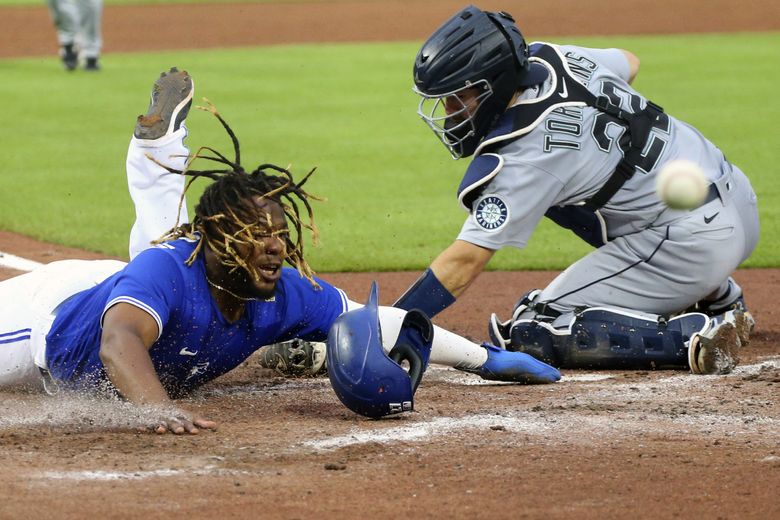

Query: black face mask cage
[414,80,493,159]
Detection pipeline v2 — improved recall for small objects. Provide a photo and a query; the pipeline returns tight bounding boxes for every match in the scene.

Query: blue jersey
[45,238,348,395]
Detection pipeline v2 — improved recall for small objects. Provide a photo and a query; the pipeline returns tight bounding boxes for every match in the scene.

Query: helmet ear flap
[388,343,424,392]
[326,284,433,418]
[388,309,434,393]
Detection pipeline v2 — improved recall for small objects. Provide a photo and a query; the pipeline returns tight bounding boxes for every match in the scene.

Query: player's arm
[575,46,640,84]
[430,240,495,297]
[100,303,216,434]
[621,49,640,84]
[395,239,495,317]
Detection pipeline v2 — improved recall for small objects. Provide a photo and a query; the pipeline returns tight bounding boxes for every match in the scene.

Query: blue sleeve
[272,269,349,342]
[101,247,185,340]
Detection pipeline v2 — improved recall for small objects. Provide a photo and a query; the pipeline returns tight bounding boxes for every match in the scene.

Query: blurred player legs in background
[46,0,103,71]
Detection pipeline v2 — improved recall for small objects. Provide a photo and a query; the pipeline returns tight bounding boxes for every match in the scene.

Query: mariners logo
[475,195,509,231]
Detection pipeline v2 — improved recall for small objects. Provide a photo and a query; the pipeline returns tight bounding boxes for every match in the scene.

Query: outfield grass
[1,33,778,271]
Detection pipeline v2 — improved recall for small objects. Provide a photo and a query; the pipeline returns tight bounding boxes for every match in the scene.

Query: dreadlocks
[151,100,321,287]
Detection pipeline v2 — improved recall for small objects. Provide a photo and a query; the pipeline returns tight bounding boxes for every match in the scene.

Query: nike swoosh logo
[704,212,719,224]
[559,78,568,99]
[179,347,198,357]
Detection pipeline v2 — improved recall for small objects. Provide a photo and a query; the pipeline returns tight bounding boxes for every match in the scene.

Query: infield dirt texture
[1,1,779,519]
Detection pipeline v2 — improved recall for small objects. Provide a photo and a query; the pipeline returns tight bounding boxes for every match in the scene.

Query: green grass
[1,32,778,271]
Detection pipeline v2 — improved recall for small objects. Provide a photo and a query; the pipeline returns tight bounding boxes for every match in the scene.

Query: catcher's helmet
[413,5,548,158]
[326,282,433,418]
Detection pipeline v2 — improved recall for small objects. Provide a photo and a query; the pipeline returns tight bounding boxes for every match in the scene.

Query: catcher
[394,5,759,374]
[0,67,560,433]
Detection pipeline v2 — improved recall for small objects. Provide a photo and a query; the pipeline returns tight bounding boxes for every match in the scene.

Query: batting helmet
[326,282,433,418]
[413,5,549,158]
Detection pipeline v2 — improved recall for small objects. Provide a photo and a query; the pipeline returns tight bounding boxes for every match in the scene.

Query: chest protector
[457,43,667,247]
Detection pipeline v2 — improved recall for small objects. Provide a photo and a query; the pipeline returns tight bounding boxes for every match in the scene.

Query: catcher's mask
[413,5,549,159]
[327,282,433,418]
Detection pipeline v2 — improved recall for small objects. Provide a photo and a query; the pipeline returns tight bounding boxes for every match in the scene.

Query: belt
[702,183,720,206]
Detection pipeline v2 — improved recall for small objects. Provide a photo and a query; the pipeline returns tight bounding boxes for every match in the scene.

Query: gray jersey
[455,43,759,317]
[459,43,728,249]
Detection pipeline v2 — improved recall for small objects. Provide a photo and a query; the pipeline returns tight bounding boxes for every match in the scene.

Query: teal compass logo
[475,195,508,231]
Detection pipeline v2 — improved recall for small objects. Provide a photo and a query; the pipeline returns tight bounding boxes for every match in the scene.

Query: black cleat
[61,44,78,72]
[84,57,101,72]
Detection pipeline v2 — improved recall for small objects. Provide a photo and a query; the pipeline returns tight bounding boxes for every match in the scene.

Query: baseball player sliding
[0,68,559,433]
[396,5,759,374]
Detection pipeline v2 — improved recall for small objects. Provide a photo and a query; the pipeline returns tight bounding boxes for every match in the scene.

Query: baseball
[655,159,708,209]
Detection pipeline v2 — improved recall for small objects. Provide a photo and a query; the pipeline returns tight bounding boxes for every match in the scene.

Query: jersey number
[591,81,670,173]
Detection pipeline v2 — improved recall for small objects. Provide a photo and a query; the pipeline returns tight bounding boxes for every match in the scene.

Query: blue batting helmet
[327,282,433,418]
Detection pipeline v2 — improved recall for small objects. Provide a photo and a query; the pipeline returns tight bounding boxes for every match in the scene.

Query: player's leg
[75,0,102,70]
[499,163,757,318]
[258,304,560,383]
[687,164,759,315]
[0,259,125,390]
[258,308,486,376]
[495,250,748,374]
[288,304,562,384]
[491,163,758,373]
[0,275,43,389]
[46,0,79,70]
[126,67,193,259]
[535,222,745,316]
[376,306,560,383]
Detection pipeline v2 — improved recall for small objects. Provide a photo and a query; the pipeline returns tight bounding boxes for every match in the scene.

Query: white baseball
[655,159,708,210]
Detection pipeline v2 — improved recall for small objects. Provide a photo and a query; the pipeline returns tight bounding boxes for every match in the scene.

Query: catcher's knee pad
[510,308,710,370]
[509,319,561,367]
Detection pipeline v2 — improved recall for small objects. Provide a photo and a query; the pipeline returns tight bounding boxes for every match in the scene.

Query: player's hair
[152,101,321,286]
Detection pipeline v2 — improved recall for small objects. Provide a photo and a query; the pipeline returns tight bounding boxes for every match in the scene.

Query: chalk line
[0,250,43,271]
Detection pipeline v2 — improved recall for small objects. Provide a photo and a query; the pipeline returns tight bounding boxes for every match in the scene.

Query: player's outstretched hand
[139,405,217,435]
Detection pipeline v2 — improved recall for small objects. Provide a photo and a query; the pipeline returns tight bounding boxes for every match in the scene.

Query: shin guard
[510,309,709,370]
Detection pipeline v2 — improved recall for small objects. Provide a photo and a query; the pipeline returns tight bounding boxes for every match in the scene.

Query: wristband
[393,268,456,318]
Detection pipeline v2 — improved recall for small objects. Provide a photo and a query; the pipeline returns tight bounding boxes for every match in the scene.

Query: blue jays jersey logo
[185,361,210,381]
[475,195,509,231]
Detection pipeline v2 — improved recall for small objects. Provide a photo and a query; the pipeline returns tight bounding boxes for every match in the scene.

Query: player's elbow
[98,329,123,367]
[622,50,640,84]
[98,324,141,369]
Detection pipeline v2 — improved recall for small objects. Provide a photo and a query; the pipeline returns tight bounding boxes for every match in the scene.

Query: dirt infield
[1,1,779,519]
[3,0,780,58]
